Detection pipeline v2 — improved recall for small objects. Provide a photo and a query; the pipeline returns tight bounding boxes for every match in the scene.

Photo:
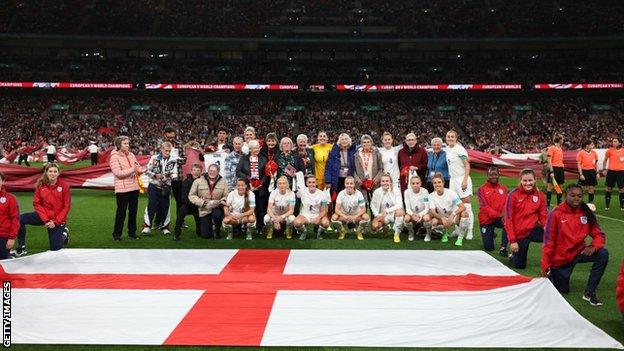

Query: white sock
[393,217,404,234]
[464,203,474,238]
[459,218,469,239]
[424,222,432,236]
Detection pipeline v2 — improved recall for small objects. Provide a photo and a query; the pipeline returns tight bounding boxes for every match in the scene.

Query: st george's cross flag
[0,249,621,348]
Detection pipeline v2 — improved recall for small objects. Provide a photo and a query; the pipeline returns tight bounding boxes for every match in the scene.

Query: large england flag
[1,249,621,348]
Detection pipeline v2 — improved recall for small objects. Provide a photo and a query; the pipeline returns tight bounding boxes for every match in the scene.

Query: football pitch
[8,171,624,351]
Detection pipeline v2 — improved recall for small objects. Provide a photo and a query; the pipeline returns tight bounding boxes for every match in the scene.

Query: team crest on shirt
[481,227,487,234]
[498,189,504,195]
[57,186,63,192]
[532,195,538,203]
[580,216,588,224]
[0,197,5,204]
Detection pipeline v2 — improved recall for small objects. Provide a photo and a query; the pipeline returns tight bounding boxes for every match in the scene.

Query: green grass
[8,172,624,350]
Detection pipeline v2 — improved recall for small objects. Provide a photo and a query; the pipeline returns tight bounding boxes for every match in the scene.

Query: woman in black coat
[236,139,270,232]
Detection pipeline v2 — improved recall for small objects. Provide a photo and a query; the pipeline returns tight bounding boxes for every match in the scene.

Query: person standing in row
[398,132,428,195]
[296,134,315,177]
[325,133,356,199]
[163,127,187,227]
[602,137,624,211]
[17,142,31,166]
[505,168,547,269]
[576,140,599,204]
[173,163,203,241]
[312,131,333,190]
[110,136,142,241]
[426,137,449,193]
[378,132,401,195]
[224,137,244,190]
[0,172,19,260]
[16,163,70,255]
[542,184,608,306]
[546,133,565,206]
[236,140,269,232]
[477,166,508,255]
[188,164,228,239]
[143,142,178,235]
[354,134,384,201]
[445,130,474,240]
[276,137,303,190]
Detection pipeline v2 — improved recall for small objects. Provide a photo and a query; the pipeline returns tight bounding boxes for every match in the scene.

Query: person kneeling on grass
[188,164,228,239]
[542,184,609,306]
[504,168,547,269]
[332,176,369,240]
[14,163,70,256]
[223,178,257,240]
[0,172,19,260]
[370,173,405,243]
[477,166,509,255]
[428,173,468,246]
[403,175,432,242]
[294,175,330,240]
[264,176,296,239]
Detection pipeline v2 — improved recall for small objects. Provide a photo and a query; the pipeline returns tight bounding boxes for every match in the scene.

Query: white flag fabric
[1,249,621,348]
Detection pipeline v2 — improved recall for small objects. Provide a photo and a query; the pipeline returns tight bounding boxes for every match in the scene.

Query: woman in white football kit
[378,132,402,195]
[445,130,474,240]
[293,175,330,240]
[370,174,405,243]
[429,173,469,246]
[404,175,433,242]
[223,179,257,240]
[331,176,370,240]
[264,176,296,239]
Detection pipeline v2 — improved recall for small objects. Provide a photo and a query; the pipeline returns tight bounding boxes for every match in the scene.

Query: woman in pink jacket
[109,136,143,241]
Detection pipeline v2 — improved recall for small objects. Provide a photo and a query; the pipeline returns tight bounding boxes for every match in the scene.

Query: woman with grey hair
[296,134,315,176]
[325,133,357,199]
[188,163,229,239]
[276,137,303,189]
[426,137,449,192]
[354,134,384,201]
[236,139,269,232]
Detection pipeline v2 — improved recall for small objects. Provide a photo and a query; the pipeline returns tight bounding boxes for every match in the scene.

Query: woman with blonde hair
[331,176,369,240]
[264,176,296,239]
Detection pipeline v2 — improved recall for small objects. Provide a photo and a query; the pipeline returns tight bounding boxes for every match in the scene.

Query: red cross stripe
[0,249,531,346]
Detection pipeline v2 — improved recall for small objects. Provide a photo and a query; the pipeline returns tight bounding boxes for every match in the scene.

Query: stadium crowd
[1,95,622,156]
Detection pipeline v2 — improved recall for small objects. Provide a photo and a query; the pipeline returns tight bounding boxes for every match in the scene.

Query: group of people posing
[0,126,620,309]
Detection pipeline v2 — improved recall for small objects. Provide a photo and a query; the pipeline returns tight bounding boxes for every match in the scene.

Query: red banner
[0,82,133,89]
[534,83,624,89]
[335,84,522,91]
[144,84,299,90]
